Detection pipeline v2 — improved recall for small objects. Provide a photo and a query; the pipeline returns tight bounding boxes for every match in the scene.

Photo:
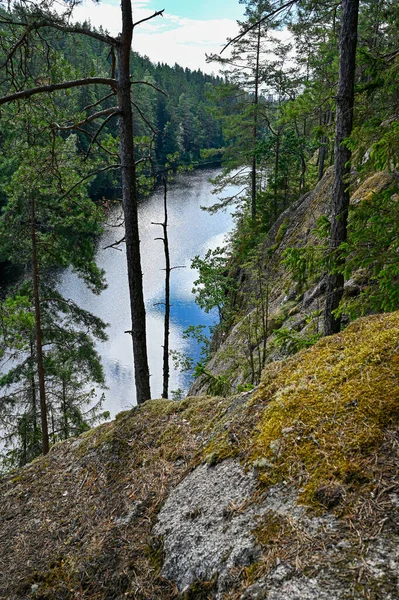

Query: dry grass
[1,312,399,599]
[0,396,229,599]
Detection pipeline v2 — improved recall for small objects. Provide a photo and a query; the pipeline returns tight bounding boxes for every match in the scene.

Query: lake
[58,168,237,417]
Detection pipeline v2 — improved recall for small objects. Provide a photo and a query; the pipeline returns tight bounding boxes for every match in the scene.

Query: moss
[204,431,236,465]
[275,218,290,246]
[351,171,394,205]
[180,575,217,599]
[144,537,164,575]
[253,513,294,547]
[249,311,399,507]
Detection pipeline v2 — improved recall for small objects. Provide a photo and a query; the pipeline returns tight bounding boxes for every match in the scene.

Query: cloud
[71,1,239,73]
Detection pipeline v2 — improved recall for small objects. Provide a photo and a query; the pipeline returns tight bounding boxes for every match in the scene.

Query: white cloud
[71,1,239,73]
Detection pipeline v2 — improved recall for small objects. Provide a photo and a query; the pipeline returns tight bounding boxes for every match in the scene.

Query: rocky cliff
[1,310,399,599]
[189,168,396,395]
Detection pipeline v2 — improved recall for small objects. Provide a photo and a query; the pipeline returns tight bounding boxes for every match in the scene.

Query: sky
[71,0,245,73]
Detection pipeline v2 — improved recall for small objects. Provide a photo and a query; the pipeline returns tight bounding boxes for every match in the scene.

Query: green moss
[180,575,217,599]
[250,311,399,506]
[275,218,290,246]
[253,513,294,547]
[144,537,164,575]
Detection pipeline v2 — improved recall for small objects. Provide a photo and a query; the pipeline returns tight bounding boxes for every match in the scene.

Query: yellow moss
[275,218,290,246]
[351,171,394,205]
[249,311,399,505]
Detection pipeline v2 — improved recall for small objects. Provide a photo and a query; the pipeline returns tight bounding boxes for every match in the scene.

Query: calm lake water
[58,168,237,418]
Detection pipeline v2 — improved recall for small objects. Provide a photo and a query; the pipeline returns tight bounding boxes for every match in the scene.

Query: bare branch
[85,111,119,161]
[221,0,297,54]
[54,107,119,131]
[132,100,158,134]
[0,24,33,70]
[37,20,118,46]
[103,236,126,251]
[131,80,167,96]
[0,77,117,106]
[0,15,117,45]
[133,9,165,29]
[59,164,120,201]
[81,91,116,114]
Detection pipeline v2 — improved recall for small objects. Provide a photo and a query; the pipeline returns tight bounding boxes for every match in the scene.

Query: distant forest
[0,0,398,468]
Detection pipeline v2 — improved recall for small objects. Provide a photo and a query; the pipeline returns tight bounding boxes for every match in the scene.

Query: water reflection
[58,168,237,417]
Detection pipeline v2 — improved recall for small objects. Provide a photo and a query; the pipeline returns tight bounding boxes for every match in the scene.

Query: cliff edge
[1,311,399,599]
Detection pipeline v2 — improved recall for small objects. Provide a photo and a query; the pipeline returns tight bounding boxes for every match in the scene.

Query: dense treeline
[0,12,225,210]
[0,0,398,467]
[191,0,399,389]
[0,3,226,468]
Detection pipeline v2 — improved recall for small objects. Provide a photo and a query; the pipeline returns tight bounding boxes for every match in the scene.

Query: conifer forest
[0,0,398,472]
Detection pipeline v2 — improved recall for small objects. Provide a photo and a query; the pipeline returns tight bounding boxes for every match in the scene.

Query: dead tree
[152,178,185,399]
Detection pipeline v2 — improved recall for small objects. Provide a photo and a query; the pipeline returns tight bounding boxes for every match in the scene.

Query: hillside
[190,167,397,395]
[1,310,399,599]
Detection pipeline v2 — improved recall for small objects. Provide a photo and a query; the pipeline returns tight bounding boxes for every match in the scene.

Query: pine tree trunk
[324,0,359,336]
[31,198,49,455]
[273,134,280,219]
[117,0,151,403]
[161,180,170,399]
[251,23,261,221]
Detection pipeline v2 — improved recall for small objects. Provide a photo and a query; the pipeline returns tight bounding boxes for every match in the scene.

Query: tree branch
[221,0,297,54]
[131,100,158,134]
[133,9,165,29]
[58,164,120,201]
[54,107,119,131]
[81,91,116,114]
[84,111,120,161]
[0,24,33,70]
[0,16,117,45]
[131,79,167,96]
[0,77,117,106]
[103,236,126,251]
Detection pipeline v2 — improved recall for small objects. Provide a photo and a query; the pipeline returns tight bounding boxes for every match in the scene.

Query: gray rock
[154,460,261,592]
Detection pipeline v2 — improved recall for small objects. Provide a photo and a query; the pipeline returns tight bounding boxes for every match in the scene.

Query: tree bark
[161,179,170,399]
[31,198,49,455]
[251,22,261,221]
[324,0,359,336]
[117,0,151,403]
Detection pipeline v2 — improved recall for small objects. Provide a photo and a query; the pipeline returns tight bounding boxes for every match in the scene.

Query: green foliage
[341,186,399,315]
[0,283,108,469]
[273,323,322,355]
[282,245,325,291]
[191,247,237,324]
[193,364,231,397]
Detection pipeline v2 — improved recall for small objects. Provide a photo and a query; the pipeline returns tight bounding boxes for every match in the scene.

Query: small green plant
[193,364,231,397]
[236,383,255,393]
[170,388,185,401]
[282,246,325,291]
[191,246,237,324]
[273,326,321,355]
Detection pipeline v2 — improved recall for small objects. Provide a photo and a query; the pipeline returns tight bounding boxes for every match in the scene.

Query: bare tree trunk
[251,22,261,221]
[30,198,49,455]
[117,0,151,403]
[273,134,280,219]
[161,180,171,399]
[324,0,359,336]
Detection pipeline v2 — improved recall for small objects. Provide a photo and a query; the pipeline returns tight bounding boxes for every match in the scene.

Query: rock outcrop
[189,168,396,395]
[1,311,399,599]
